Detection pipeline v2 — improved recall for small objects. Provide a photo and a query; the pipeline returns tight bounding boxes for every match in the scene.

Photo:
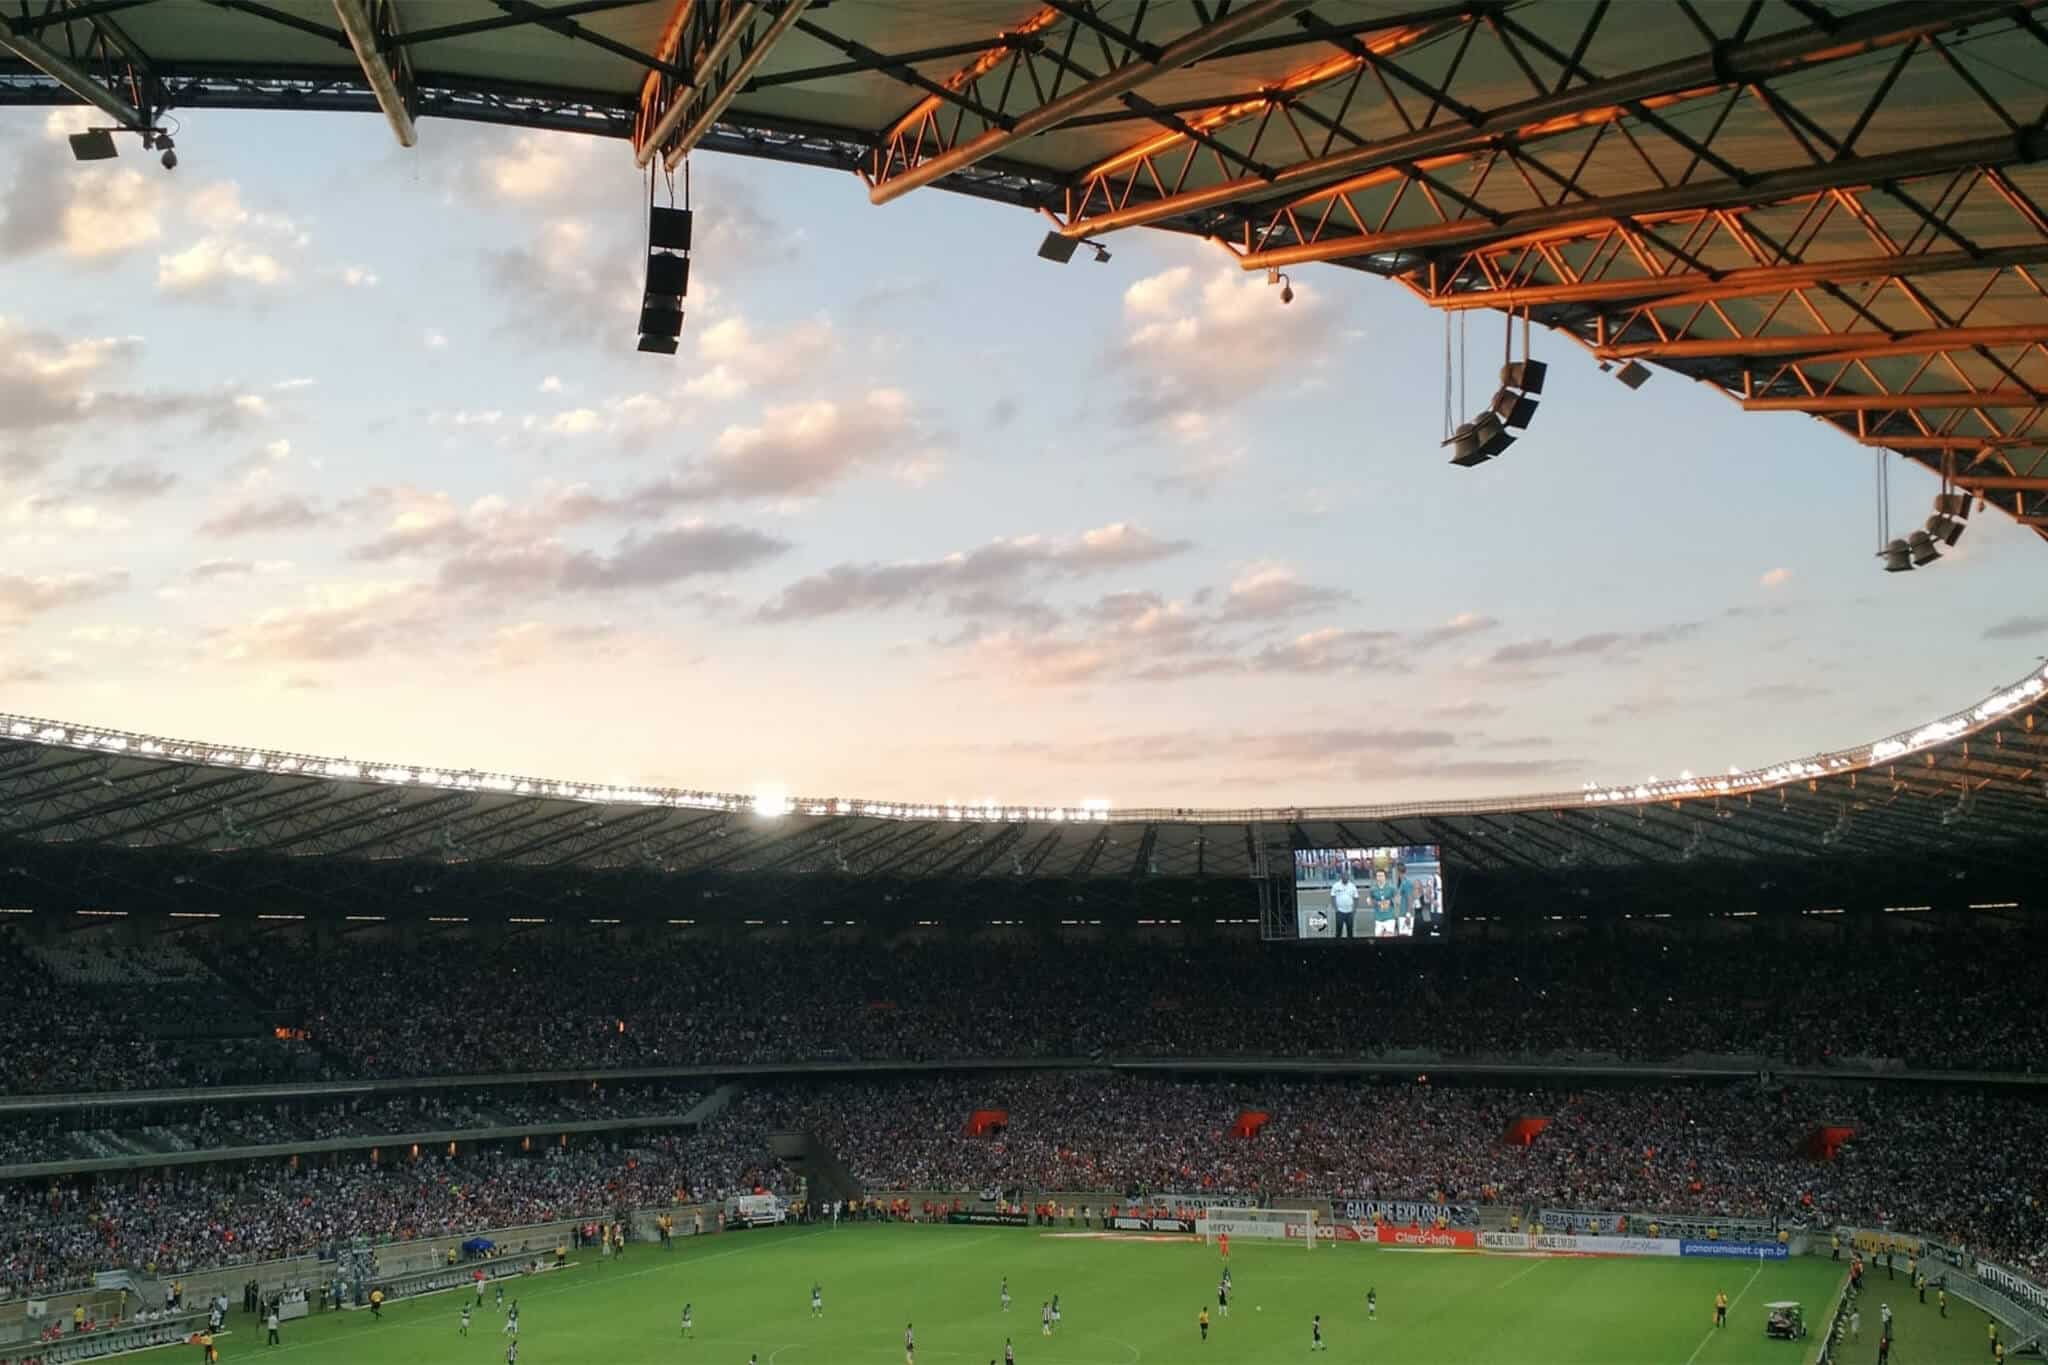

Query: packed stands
[3,1074,2042,1299]
[4,933,2038,1096]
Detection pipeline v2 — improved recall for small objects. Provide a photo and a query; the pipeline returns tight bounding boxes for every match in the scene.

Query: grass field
[199,1225,2006,1365]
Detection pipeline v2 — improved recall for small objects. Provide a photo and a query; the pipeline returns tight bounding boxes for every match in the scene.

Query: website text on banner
[1375,1226,1478,1249]
[1680,1241,1789,1260]
[1532,1234,1681,1257]
[1199,1208,1319,1248]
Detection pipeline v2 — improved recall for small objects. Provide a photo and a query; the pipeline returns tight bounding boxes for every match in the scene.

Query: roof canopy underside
[4,0,2048,527]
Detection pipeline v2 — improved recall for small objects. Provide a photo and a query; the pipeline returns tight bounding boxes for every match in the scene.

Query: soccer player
[812,1283,823,1318]
[681,1303,694,1338]
[1330,868,1358,939]
[461,1305,472,1337]
[1217,1276,1229,1318]
[1198,1307,1209,1343]
[1001,1278,1010,1312]
[1312,1314,1326,1352]
[1880,1303,1893,1336]
[1371,869,1398,937]
[504,1303,519,1338]
[1367,1288,1376,1321]
[1041,1302,1052,1337]
[1714,1291,1728,1327]
[504,1344,518,1365]
[1940,1287,1949,1317]
[496,1284,505,1312]
[1051,1294,1061,1331]
[906,1322,916,1365]
[1219,1232,1230,1261]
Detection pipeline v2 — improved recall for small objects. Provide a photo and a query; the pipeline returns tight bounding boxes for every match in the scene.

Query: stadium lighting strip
[0,662,2043,825]
[1577,664,2048,807]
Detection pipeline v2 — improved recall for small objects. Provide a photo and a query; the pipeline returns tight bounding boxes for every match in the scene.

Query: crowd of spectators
[0,1084,708,1169]
[4,932,2045,1095]
[0,1124,782,1299]
[2,1072,2042,1298]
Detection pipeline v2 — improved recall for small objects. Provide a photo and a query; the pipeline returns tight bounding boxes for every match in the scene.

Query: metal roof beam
[396,0,643,47]
[1743,390,2045,412]
[1435,242,2048,312]
[634,0,759,168]
[330,0,416,146]
[1243,127,2048,270]
[0,9,147,127]
[868,0,1310,206]
[661,0,811,171]
[1069,0,2022,240]
[1601,324,2048,364]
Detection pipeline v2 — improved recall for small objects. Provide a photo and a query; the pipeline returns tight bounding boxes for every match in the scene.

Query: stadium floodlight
[1907,529,1941,566]
[1037,231,1080,264]
[1925,511,1965,547]
[1443,420,1484,467]
[1879,538,1914,572]
[1500,360,1547,395]
[1614,360,1652,389]
[1926,491,1971,547]
[68,128,117,161]
[636,335,679,355]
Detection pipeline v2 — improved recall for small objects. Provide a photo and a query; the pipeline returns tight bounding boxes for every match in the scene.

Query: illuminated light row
[1581,663,2048,807]
[257,913,305,921]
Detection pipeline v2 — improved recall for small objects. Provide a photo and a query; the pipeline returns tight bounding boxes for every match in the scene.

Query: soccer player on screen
[1391,863,1415,936]
[1371,869,1399,937]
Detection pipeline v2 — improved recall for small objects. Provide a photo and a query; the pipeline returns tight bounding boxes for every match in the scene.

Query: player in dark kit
[1312,1314,1326,1351]
[1217,1277,1229,1317]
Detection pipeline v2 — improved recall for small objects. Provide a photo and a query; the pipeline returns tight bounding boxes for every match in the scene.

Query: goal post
[1198,1207,1320,1249]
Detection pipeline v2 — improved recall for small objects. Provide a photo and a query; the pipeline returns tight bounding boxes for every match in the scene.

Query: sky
[0,105,2043,811]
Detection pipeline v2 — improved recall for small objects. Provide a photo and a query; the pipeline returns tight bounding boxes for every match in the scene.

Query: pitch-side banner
[1480,1232,1533,1252]
[1679,1240,1788,1260]
[1976,1260,2048,1317]
[1112,1216,1198,1233]
[949,1211,1029,1228]
[1375,1226,1478,1250]
[1333,1199,1478,1226]
[1534,1234,1680,1257]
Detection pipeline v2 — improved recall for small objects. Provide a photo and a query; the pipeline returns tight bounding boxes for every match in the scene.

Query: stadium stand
[5,933,2042,1096]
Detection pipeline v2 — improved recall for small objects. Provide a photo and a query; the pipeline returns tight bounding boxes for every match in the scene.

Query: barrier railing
[11,1310,210,1365]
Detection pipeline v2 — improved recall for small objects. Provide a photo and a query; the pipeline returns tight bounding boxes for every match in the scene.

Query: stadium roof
[5,0,2048,535]
[0,664,2044,908]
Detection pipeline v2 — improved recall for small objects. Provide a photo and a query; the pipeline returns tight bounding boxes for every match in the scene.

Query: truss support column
[664,0,810,170]
[635,0,758,169]
[868,0,1309,206]
[0,16,147,128]
[331,0,418,147]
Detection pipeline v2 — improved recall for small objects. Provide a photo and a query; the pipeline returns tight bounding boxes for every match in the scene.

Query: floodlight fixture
[638,298,683,340]
[1267,269,1294,304]
[1471,410,1514,460]
[1443,421,1485,467]
[1906,529,1941,566]
[1500,360,1547,395]
[646,252,689,298]
[1934,491,1972,521]
[1614,360,1651,389]
[1037,231,1080,264]
[68,128,117,161]
[1879,538,1913,572]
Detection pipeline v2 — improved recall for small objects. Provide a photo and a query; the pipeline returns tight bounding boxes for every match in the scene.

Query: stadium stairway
[769,1128,860,1207]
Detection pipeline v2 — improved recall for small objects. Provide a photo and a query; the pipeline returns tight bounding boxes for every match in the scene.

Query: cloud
[157,239,289,295]
[1114,266,1335,429]
[1249,626,1406,675]
[1416,612,1501,648]
[0,113,163,262]
[637,388,939,502]
[425,330,449,350]
[1759,567,1792,589]
[760,522,1191,621]
[349,484,613,562]
[481,133,580,200]
[0,570,129,625]
[70,460,178,501]
[1983,614,2048,641]
[1151,447,1243,499]
[189,558,293,583]
[684,315,836,400]
[440,521,789,595]
[488,620,623,669]
[483,218,637,345]
[197,494,330,537]
[1487,622,1701,668]
[214,581,437,662]
[1216,563,1351,621]
[341,266,379,288]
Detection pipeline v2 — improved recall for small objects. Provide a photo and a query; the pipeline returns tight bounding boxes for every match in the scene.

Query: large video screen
[1292,845,1445,942]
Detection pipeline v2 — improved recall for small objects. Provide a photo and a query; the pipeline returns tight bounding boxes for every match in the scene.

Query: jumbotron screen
[1292,845,1445,941]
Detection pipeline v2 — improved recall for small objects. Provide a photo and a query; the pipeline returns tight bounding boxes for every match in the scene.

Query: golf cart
[1765,1301,1808,1340]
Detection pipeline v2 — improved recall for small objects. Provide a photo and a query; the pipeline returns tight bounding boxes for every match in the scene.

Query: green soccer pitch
[201,1224,1999,1365]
